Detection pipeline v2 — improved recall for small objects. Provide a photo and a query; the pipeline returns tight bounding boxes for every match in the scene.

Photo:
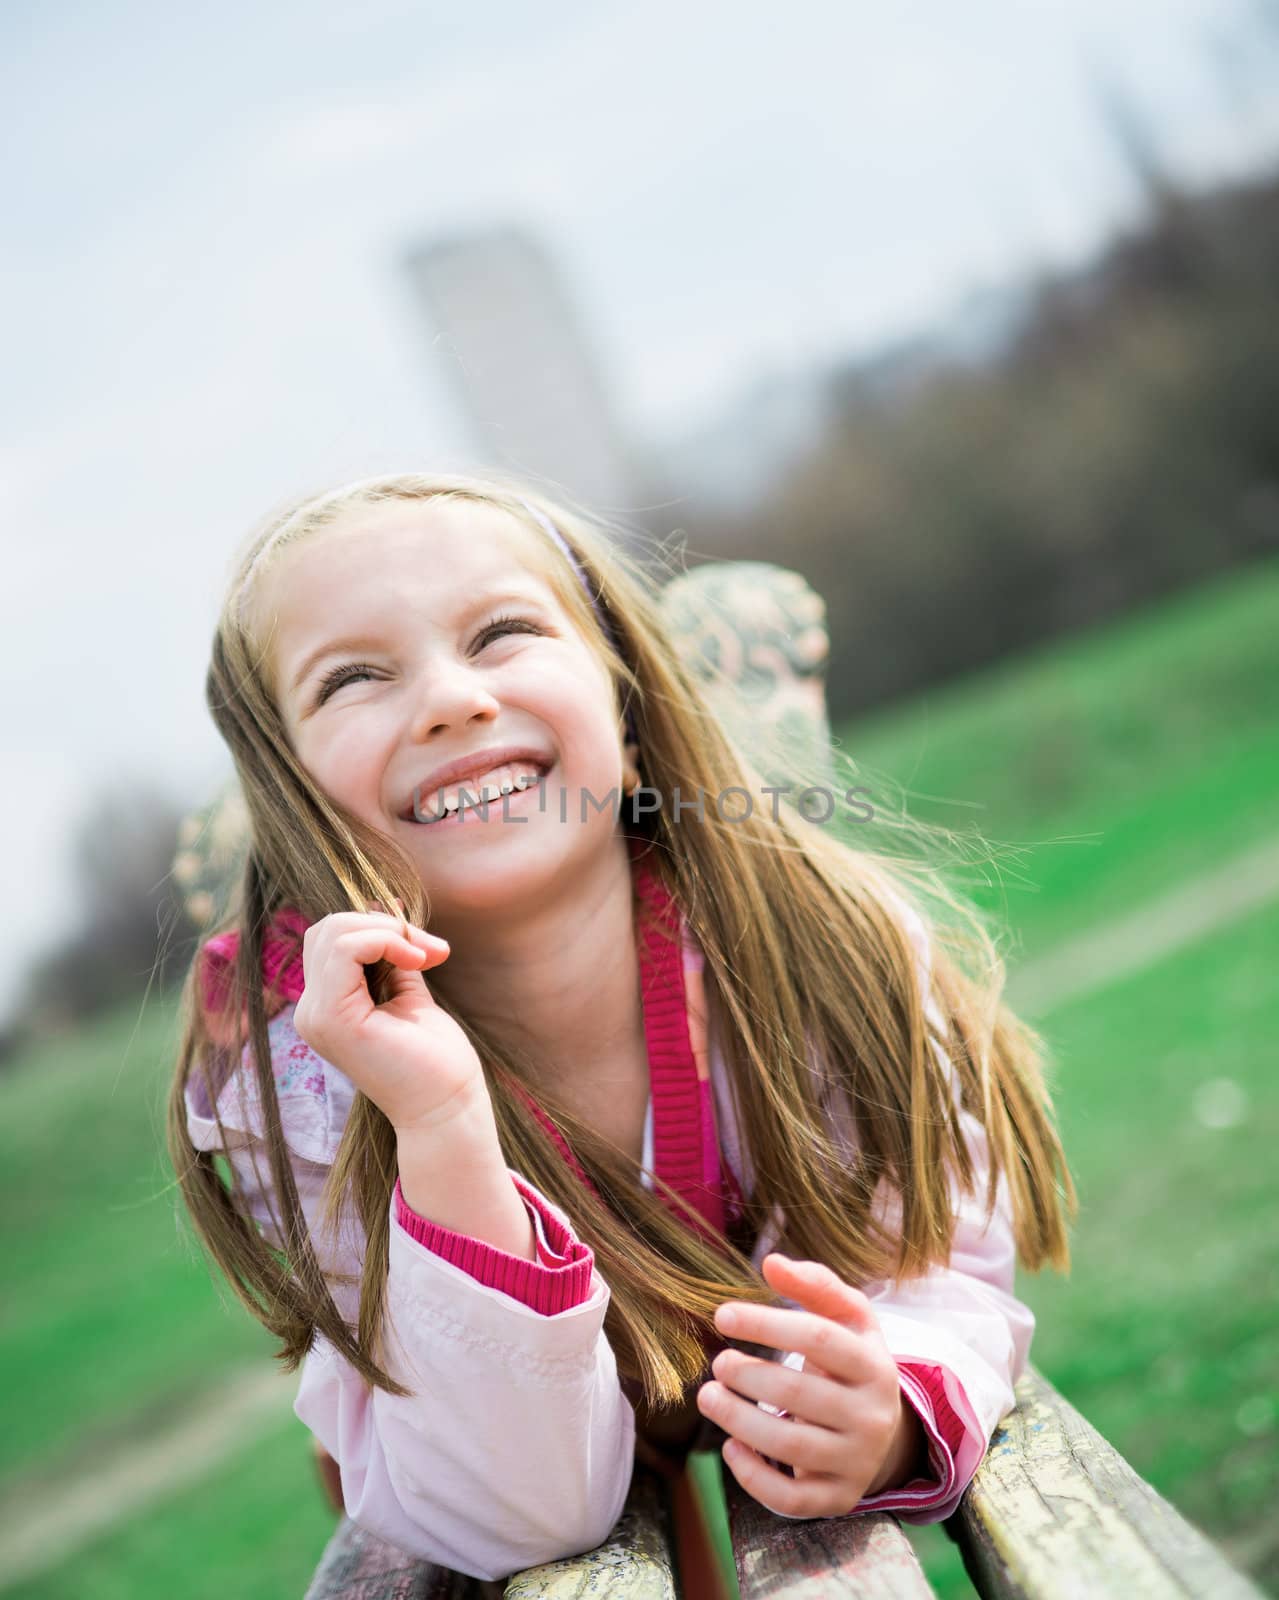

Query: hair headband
[517,498,637,747]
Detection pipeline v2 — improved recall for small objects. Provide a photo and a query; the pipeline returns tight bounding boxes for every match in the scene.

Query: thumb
[377,937,450,1008]
[381,960,431,1005]
[761,1252,875,1331]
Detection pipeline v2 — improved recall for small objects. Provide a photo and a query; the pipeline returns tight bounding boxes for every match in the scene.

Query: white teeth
[411,762,546,822]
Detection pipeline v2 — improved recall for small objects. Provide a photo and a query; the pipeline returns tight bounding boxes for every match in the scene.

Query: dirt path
[1005,832,1279,1018]
[0,1366,296,1590]
[4,832,1279,1591]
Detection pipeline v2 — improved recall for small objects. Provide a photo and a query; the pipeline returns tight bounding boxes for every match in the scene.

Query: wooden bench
[303,1362,1265,1598]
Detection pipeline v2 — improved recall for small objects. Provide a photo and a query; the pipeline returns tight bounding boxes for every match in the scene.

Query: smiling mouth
[405,763,553,825]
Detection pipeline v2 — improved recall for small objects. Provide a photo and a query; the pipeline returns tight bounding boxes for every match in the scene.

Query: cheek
[559,678,623,758]
[301,718,386,797]
[512,654,616,732]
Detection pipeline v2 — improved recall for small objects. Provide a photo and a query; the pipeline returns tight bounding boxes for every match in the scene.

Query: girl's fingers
[307,909,449,956]
[720,1439,848,1521]
[380,955,436,1005]
[696,1380,845,1475]
[299,932,447,1022]
[712,1302,869,1384]
[360,904,450,949]
[300,915,451,1021]
[398,924,450,952]
[761,1254,875,1328]
[709,1348,852,1432]
[323,927,449,983]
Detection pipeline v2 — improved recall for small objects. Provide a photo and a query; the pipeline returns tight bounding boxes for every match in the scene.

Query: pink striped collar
[628,834,726,1241]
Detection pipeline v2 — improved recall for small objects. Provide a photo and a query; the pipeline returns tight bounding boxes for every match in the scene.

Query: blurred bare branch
[11,779,190,1048]
[682,162,1279,725]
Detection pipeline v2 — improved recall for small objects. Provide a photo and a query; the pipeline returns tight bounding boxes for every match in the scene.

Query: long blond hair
[166,468,1076,1415]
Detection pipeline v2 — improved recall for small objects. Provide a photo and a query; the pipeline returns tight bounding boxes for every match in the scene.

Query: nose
[404,655,501,743]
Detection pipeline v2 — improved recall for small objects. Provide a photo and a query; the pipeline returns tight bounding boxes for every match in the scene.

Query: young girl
[167,470,1076,1585]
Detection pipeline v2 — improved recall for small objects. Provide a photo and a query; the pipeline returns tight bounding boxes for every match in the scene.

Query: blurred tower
[403,224,646,539]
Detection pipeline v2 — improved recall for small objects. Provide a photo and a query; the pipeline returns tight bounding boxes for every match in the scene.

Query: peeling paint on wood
[503,1468,678,1597]
[303,1467,675,1600]
[950,1365,1267,1600]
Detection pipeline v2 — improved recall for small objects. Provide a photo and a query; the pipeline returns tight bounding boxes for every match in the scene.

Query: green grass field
[900,893,1279,1599]
[2,552,1276,1597]
[839,555,1279,1597]
[836,554,1279,962]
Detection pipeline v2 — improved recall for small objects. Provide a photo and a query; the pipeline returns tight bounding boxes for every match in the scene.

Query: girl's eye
[475,612,543,648]
[314,662,376,705]
[313,616,542,706]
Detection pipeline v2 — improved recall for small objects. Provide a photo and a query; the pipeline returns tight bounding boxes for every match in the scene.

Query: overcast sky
[4,0,1278,1024]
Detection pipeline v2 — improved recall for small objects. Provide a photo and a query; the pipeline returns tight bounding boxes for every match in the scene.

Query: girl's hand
[291,905,489,1137]
[696,1253,927,1519]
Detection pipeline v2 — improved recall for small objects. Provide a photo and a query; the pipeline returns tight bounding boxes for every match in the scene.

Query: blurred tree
[14,779,189,1043]
[684,161,1279,724]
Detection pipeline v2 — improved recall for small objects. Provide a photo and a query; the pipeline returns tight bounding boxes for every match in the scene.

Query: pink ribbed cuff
[393,1172,595,1316]
[854,1361,965,1514]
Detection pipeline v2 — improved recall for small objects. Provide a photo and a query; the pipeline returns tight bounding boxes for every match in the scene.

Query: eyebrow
[286,586,554,699]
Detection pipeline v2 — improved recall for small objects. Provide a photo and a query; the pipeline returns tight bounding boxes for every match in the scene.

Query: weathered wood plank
[302,1513,497,1599]
[502,1466,678,1598]
[302,1465,675,1599]
[950,1364,1267,1600]
[724,1469,936,1598]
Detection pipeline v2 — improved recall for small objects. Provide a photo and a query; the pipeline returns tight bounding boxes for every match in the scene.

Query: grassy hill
[834,551,1279,1596]
[836,551,1279,962]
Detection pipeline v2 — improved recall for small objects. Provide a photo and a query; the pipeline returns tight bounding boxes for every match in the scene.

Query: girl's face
[257,497,631,923]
